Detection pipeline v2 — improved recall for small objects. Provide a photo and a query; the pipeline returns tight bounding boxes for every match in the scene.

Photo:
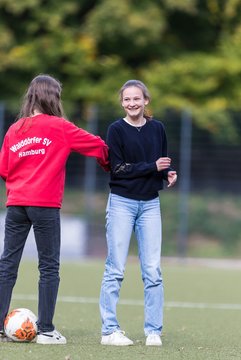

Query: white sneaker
[0,331,13,343]
[101,330,133,346]
[36,330,67,345]
[146,334,162,346]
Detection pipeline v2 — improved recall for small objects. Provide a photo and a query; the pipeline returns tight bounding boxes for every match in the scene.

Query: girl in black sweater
[99,80,177,347]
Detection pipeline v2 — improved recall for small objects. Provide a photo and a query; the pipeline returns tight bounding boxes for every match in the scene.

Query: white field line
[12,294,241,310]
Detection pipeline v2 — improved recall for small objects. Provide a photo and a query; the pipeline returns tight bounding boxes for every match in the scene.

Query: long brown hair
[16,74,65,131]
[119,80,152,120]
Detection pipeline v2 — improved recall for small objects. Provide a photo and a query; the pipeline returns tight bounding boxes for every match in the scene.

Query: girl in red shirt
[0,74,109,344]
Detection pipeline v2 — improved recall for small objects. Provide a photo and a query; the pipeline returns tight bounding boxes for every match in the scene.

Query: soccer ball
[4,308,38,342]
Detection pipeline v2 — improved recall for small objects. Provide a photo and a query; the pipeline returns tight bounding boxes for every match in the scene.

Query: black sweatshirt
[107,118,170,200]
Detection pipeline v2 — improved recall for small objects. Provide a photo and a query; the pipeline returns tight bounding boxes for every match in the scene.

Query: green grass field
[1,258,241,360]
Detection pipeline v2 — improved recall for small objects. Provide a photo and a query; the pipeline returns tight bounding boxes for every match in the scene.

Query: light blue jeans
[99,193,164,336]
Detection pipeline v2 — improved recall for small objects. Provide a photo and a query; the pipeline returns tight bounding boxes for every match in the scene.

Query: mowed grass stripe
[12,293,241,310]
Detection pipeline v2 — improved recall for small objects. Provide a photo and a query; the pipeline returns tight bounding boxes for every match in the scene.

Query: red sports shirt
[0,114,109,208]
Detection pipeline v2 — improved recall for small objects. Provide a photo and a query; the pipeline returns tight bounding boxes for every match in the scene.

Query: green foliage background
[0,0,241,140]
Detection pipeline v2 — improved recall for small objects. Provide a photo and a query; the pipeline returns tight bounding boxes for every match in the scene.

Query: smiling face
[121,86,149,122]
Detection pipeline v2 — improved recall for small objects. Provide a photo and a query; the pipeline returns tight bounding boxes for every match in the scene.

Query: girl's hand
[156,157,171,171]
[167,171,177,188]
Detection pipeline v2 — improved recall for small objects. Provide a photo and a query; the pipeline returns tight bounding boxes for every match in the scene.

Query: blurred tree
[0,0,241,139]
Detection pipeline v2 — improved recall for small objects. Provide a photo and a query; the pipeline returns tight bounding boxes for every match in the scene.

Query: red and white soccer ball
[4,308,38,342]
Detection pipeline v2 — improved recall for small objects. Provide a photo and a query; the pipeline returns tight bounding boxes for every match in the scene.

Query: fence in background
[0,105,241,258]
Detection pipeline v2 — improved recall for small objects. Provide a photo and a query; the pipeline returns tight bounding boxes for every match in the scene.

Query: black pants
[0,206,61,332]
